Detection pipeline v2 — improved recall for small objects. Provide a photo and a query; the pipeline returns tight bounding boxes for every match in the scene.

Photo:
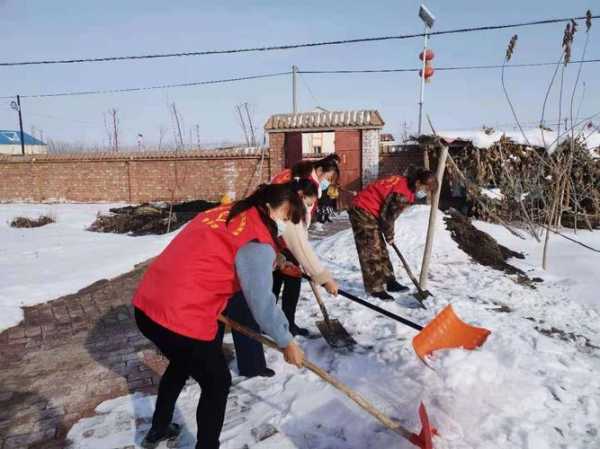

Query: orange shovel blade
[412,305,491,359]
[409,402,437,449]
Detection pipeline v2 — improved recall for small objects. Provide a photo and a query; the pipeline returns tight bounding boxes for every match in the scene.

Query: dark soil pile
[10,215,55,228]
[88,200,218,236]
[444,208,527,277]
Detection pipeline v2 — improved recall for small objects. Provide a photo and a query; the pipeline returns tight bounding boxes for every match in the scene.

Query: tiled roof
[265,110,384,131]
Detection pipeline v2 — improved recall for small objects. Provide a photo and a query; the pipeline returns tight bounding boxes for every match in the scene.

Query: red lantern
[419,49,435,61]
[419,65,434,79]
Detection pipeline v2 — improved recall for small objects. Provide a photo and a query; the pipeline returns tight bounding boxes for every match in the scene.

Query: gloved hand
[382,229,394,244]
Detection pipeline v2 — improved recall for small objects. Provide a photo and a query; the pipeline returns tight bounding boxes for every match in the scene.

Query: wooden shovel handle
[308,280,332,324]
[390,242,428,296]
[217,314,415,441]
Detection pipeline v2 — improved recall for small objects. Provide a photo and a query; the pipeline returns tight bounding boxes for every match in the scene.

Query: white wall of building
[302,132,335,155]
[0,144,48,155]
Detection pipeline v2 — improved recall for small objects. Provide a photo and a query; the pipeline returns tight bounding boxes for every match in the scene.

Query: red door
[335,130,362,207]
[284,132,303,169]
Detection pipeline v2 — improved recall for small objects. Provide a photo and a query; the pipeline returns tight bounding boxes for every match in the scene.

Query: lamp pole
[417,4,435,137]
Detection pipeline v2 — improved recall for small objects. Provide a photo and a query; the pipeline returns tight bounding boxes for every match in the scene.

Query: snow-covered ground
[0,203,179,331]
[3,203,599,448]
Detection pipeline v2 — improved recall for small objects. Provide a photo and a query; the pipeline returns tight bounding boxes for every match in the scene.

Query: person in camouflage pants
[349,169,437,300]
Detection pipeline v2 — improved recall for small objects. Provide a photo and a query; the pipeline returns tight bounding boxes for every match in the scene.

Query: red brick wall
[0,150,271,203]
[268,132,285,176]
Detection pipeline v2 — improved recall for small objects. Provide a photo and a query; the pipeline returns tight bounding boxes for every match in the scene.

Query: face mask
[320,179,330,191]
[416,190,428,200]
[275,219,287,236]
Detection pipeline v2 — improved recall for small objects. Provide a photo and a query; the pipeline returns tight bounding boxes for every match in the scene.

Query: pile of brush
[88,200,218,236]
[10,215,55,228]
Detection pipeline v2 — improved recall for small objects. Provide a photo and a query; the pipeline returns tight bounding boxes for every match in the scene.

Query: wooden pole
[418,144,449,289]
[218,315,416,442]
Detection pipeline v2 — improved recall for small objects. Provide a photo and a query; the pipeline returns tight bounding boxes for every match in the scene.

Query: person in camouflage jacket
[349,169,438,301]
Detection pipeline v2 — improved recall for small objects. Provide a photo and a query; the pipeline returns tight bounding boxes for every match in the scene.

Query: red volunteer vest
[352,176,415,218]
[270,168,293,184]
[133,205,276,341]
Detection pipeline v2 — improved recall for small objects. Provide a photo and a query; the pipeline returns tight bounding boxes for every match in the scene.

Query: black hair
[406,167,438,192]
[227,183,304,242]
[291,154,340,179]
[290,177,319,198]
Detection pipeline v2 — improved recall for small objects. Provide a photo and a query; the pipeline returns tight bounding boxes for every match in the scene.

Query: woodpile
[444,137,600,230]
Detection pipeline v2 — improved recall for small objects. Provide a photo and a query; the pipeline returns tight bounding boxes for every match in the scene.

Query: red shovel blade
[409,402,437,449]
[412,304,491,359]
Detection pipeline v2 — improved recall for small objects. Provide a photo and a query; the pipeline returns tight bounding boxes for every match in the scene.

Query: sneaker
[141,423,181,449]
[290,325,310,337]
[371,290,394,301]
[386,280,410,292]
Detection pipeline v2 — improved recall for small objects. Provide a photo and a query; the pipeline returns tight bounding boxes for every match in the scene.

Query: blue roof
[0,130,45,145]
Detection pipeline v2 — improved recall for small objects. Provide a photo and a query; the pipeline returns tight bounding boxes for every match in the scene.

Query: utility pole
[16,95,25,155]
[195,124,201,149]
[111,108,119,152]
[292,65,298,113]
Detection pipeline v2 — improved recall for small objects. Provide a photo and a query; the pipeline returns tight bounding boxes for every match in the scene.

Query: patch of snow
[481,188,504,201]
[0,203,179,331]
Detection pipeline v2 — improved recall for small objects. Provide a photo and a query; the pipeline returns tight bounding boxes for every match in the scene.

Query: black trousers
[272,270,302,328]
[135,308,231,449]
[219,292,267,376]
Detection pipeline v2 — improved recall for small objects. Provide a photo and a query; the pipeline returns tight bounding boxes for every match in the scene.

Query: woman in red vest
[349,168,438,301]
[133,183,306,449]
[272,154,340,336]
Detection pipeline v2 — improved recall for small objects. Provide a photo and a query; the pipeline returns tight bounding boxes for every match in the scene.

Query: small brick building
[265,110,385,195]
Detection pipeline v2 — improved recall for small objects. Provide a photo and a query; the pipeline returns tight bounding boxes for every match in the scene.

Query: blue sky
[0,0,598,147]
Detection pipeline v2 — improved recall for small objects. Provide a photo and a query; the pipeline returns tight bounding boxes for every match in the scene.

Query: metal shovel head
[412,305,491,359]
[408,402,437,449]
[316,319,356,349]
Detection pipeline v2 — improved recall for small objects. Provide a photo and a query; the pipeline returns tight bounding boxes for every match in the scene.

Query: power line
[299,59,600,74]
[0,72,291,99]
[3,57,599,100]
[0,14,597,67]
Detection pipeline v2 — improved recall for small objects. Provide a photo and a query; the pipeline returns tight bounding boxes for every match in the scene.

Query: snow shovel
[218,314,437,449]
[282,265,355,349]
[389,241,432,305]
[308,280,356,349]
[332,286,491,360]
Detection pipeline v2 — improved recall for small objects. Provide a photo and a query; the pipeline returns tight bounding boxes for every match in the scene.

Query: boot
[141,423,181,449]
[289,324,310,337]
[386,279,409,292]
[243,367,276,378]
[371,290,394,301]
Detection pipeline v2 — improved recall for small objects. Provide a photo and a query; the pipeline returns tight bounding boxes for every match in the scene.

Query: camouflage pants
[348,207,394,294]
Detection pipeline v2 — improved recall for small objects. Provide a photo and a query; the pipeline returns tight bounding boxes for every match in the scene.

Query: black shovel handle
[302,275,423,332]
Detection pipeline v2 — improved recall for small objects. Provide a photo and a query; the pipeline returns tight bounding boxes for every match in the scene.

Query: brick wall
[0,149,271,203]
[268,133,285,175]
